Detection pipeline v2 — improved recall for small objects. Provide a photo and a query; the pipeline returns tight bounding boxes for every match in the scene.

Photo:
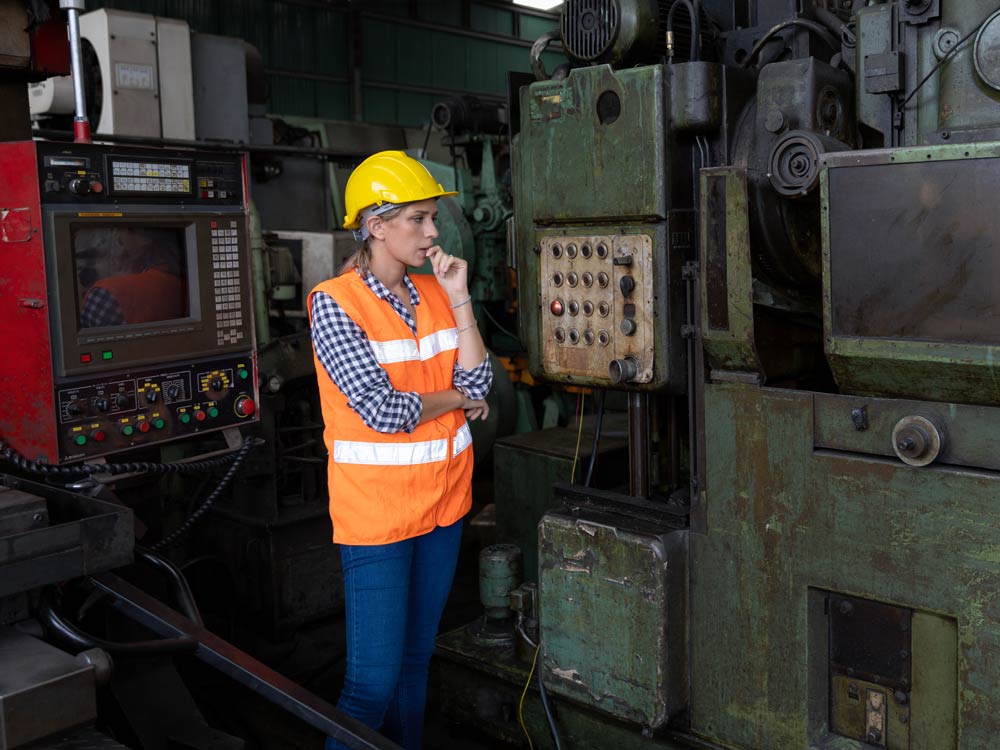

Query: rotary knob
[891,415,944,467]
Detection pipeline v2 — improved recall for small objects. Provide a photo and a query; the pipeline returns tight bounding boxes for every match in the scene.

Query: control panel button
[180,413,191,424]
[619,275,636,296]
[138,421,151,434]
[74,434,87,446]
[91,430,106,443]
[550,299,565,316]
[235,396,256,417]
[208,407,219,419]
[620,319,637,336]
[121,425,134,437]
[238,369,250,381]
[153,418,165,430]
[194,410,207,422]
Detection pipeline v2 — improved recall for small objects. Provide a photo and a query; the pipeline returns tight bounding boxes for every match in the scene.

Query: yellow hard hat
[343,150,458,230]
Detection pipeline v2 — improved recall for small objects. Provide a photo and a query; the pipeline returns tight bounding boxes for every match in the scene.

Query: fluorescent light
[513,0,563,10]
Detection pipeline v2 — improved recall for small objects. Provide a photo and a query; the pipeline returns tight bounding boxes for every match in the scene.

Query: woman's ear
[367,215,386,241]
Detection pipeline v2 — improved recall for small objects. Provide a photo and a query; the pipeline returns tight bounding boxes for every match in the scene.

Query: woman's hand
[462,398,490,422]
[426,245,469,300]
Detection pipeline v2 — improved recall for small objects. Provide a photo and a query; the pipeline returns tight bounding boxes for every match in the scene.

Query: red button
[80,353,92,363]
[235,396,256,417]
[92,430,106,442]
[550,299,565,316]
[194,410,207,422]
[91,180,104,194]
[138,421,151,433]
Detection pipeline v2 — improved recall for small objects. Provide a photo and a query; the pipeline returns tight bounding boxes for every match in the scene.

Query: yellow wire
[569,392,586,483]
[518,643,541,750]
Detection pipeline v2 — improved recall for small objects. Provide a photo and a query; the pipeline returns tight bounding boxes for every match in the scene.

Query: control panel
[56,353,257,461]
[540,233,655,384]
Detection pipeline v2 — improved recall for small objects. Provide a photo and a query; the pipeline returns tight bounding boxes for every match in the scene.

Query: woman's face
[373,199,439,268]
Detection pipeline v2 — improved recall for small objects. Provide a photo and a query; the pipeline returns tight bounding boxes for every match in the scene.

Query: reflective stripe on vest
[369,328,459,365]
[335,421,470,465]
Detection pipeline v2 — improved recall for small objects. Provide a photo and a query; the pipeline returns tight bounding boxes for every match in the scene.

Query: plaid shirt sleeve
[80,286,125,328]
[310,291,422,434]
[453,355,493,400]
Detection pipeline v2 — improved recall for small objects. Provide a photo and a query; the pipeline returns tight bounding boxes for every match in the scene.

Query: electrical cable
[583,389,606,488]
[898,6,1000,109]
[482,305,520,343]
[538,662,564,750]
[149,436,255,551]
[569,393,585,483]
[666,0,700,62]
[518,644,541,750]
[740,18,840,68]
[0,437,249,478]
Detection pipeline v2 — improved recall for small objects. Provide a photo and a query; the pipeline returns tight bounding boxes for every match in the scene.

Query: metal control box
[538,508,688,728]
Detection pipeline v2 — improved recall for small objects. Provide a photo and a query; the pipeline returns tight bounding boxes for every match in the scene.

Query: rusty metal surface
[692,383,993,748]
[820,144,1000,405]
[538,508,687,728]
[539,233,655,383]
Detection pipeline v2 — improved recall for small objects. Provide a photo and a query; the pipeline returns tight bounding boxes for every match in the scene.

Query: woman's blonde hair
[339,205,405,275]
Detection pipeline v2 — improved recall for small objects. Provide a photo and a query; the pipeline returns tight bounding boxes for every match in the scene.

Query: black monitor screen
[72,225,190,329]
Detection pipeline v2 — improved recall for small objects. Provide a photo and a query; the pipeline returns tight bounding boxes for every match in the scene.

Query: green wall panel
[471,3,514,36]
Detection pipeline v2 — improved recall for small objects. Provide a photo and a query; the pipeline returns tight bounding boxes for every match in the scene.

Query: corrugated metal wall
[84,0,562,126]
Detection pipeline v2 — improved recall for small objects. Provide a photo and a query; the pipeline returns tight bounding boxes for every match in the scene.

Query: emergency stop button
[235,396,256,418]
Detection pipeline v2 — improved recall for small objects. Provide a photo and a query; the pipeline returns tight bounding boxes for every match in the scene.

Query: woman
[308,150,493,749]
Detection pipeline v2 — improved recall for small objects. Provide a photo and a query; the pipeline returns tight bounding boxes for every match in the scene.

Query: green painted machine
[435,0,1000,748]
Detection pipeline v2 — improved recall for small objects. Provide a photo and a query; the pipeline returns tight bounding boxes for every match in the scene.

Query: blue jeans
[326,520,463,750]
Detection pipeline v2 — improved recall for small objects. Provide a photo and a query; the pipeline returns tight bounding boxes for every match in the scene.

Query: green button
[74,434,87,446]
[180,413,191,424]
[153,418,165,429]
[102,350,113,361]
[208,407,219,418]
[121,425,134,437]
[238,368,249,380]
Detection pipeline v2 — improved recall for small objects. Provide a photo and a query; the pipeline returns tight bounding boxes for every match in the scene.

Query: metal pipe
[249,199,271,346]
[60,0,91,143]
[90,572,401,750]
[627,392,650,498]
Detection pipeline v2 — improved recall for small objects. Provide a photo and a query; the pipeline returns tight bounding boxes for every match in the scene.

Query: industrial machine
[0,140,260,463]
[433,0,1000,749]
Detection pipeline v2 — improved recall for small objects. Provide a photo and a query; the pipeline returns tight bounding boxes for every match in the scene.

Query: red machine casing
[0,141,58,461]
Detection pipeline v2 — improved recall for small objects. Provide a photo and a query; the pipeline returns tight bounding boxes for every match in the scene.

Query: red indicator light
[550,299,565,316]
[80,353,92,363]
[91,180,104,194]
[92,430,106,442]
[194,410,207,422]
[138,421,151,433]
[211,220,218,228]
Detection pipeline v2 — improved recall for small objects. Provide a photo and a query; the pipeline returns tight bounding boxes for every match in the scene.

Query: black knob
[619,275,635,296]
[44,179,61,193]
[210,377,224,391]
[67,401,82,416]
[95,398,109,412]
[166,385,180,399]
[145,389,159,404]
[69,178,91,196]
[114,394,129,409]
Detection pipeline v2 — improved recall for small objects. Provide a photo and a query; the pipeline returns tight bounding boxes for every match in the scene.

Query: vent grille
[561,0,621,62]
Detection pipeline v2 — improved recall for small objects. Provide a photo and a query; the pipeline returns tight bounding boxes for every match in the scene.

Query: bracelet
[457,321,477,333]
[450,296,472,309]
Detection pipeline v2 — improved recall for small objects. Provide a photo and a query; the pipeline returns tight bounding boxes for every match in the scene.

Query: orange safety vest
[85,269,185,324]
[308,271,473,545]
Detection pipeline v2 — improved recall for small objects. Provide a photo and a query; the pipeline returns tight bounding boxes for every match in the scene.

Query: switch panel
[540,233,654,384]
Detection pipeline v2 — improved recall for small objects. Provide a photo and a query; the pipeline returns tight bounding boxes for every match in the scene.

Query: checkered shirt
[311,270,493,434]
[80,286,125,328]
